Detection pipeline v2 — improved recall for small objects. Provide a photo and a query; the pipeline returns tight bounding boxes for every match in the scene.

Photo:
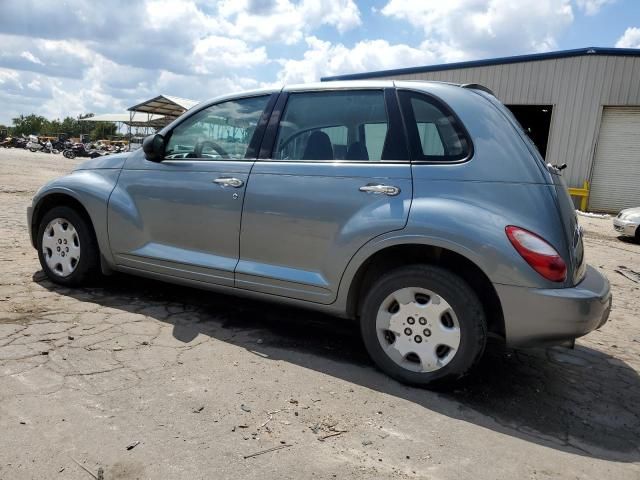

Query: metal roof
[79,113,167,127]
[128,95,199,116]
[321,47,640,82]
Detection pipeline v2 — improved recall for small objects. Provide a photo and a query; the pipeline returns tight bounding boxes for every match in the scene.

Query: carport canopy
[128,95,198,118]
[79,113,167,128]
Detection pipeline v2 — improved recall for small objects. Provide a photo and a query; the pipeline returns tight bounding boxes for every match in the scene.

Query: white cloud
[275,36,439,84]
[20,51,44,65]
[216,0,361,44]
[381,0,574,61]
[575,0,615,15]
[0,69,21,87]
[616,27,640,48]
[192,36,268,73]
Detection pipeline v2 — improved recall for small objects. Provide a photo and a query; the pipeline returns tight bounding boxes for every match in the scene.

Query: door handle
[213,177,244,188]
[359,184,401,196]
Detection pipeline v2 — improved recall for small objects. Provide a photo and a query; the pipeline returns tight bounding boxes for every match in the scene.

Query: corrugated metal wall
[374,55,640,188]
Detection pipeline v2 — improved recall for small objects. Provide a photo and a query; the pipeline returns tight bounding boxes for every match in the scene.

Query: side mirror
[142,133,165,162]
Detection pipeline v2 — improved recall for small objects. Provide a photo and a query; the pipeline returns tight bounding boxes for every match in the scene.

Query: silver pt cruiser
[28,81,612,386]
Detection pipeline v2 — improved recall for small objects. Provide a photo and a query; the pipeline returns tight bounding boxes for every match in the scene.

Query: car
[27,81,612,387]
[613,207,640,241]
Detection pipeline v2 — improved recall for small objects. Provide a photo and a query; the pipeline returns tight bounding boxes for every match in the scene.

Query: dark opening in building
[506,105,553,158]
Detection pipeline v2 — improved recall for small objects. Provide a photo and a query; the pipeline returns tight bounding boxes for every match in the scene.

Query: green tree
[60,116,81,137]
[11,114,50,136]
[9,112,122,141]
[90,122,117,141]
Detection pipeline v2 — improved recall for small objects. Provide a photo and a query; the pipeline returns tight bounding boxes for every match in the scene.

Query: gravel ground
[0,148,638,480]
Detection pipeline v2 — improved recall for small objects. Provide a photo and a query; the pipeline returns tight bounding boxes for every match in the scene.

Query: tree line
[0,113,118,140]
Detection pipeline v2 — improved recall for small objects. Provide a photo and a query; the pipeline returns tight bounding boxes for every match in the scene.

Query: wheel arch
[30,187,115,274]
[31,192,96,248]
[344,242,505,341]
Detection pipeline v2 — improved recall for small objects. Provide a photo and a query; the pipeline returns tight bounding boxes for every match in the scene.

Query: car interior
[274,90,390,161]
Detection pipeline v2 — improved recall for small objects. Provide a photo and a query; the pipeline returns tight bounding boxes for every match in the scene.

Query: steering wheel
[194,140,229,159]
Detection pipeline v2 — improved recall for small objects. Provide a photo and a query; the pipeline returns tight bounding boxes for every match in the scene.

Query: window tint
[165,95,269,160]
[399,91,470,162]
[363,123,388,161]
[273,90,390,161]
[417,123,444,156]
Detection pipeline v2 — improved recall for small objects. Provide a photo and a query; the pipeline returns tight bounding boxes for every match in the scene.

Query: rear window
[398,90,470,162]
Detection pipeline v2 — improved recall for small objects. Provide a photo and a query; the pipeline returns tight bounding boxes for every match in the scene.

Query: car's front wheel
[36,206,100,286]
[360,265,487,387]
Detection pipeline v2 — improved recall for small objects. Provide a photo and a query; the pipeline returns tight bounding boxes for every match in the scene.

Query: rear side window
[273,90,392,162]
[398,90,470,162]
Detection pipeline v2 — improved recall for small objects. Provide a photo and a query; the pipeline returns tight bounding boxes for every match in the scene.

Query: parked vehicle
[5,137,29,149]
[62,143,103,159]
[27,81,612,386]
[27,140,59,154]
[613,207,640,241]
[52,139,70,152]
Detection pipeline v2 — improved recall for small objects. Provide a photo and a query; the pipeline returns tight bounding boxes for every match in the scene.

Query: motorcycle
[27,141,59,154]
[62,143,103,159]
[52,140,69,151]
[1,137,28,149]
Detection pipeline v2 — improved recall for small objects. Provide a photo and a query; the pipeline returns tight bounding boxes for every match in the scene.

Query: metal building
[322,47,640,212]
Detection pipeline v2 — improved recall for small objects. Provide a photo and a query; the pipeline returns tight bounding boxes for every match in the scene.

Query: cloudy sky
[1,0,639,124]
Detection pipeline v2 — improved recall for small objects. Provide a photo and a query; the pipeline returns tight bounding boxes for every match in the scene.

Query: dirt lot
[0,148,638,480]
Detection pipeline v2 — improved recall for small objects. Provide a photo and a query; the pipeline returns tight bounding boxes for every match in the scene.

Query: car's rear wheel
[360,265,487,387]
[37,206,100,286]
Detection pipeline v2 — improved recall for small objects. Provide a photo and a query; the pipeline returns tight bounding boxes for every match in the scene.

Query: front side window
[399,91,470,162]
[273,90,391,162]
[164,95,270,160]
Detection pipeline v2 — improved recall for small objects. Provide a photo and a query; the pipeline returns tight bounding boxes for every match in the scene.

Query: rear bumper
[495,265,611,348]
[613,217,638,237]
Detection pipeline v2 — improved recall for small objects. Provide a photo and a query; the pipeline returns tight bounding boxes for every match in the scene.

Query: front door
[108,94,272,286]
[237,87,413,303]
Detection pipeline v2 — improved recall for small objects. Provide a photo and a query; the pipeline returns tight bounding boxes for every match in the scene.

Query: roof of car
[197,80,478,111]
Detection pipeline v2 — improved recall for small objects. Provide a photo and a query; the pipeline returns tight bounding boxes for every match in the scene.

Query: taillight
[505,226,567,282]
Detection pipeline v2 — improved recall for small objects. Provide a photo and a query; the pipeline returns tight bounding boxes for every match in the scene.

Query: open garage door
[506,105,553,158]
[589,107,640,213]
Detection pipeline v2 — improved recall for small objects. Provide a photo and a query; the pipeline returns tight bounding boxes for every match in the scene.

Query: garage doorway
[589,106,640,212]
[506,105,553,158]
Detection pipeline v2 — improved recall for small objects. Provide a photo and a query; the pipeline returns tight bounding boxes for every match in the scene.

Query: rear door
[236,87,413,303]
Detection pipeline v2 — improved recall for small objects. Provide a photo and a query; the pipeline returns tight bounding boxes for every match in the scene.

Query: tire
[29,147,38,152]
[63,150,75,159]
[360,264,487,387]
[36,206,100,286]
